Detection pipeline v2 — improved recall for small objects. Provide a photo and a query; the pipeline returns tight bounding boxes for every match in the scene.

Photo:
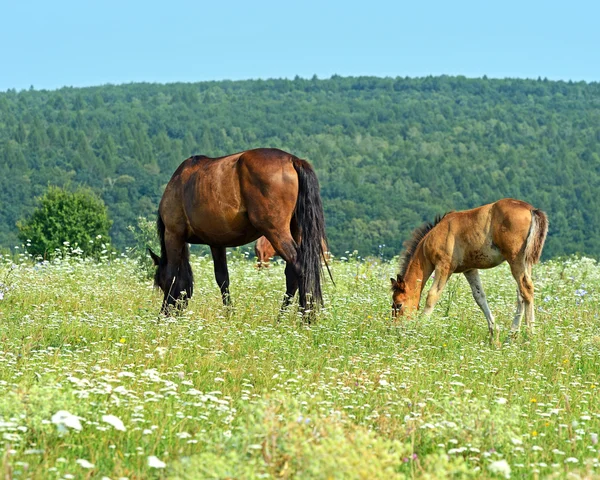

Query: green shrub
[17,186,112,258]
[126,216,159,277]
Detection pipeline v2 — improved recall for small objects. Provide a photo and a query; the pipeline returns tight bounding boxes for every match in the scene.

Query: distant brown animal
[148,148,329,315]
[255,236,330,268]
[255,235,278,268]
[390,198,548,342]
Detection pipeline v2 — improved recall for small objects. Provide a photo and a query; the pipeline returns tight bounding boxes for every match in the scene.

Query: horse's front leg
[423,267,450,316]
[210,246,231,306]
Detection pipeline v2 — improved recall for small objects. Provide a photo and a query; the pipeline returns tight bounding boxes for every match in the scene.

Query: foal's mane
[398,212,450,278]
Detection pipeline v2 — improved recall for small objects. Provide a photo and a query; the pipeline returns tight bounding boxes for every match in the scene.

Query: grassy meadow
[0,250,599,479]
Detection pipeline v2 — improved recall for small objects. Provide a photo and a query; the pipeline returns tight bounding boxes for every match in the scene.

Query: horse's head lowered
[148,248,167,292]
[390,274,418,317]
[148,247,193,312]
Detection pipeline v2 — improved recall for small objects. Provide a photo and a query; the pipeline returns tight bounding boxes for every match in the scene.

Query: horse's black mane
[398,213,450,278]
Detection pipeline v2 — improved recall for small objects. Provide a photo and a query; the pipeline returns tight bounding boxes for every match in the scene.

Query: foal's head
[390,274,418,317]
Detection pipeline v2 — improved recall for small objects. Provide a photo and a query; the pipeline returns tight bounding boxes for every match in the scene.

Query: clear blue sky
[1,0,598,91]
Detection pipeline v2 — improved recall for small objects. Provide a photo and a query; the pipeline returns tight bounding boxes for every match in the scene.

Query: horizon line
[2,73,598,94]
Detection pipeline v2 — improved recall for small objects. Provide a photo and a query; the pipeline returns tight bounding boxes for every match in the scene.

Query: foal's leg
[511,288,525,334]
[210,246,231,306]
[464,269,498,344]
[523,264,536,332]
[509,261,535,334]
[423,266,451,316]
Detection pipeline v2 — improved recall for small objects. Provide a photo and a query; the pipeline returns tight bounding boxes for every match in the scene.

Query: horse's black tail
[292,158,329,310]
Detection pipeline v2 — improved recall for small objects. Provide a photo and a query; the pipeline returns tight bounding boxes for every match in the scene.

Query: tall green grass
[0,252,599,478]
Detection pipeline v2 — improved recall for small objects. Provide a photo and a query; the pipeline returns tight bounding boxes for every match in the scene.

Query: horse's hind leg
[511,288,525,335]
[523,264,535,332]
[210,246,231,306]
[281,262,299,310]
[509,260,535,334]
[262,230,304,311]
[464,269,498,344]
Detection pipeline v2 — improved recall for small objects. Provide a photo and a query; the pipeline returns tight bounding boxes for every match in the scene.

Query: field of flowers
[0,250,599,479]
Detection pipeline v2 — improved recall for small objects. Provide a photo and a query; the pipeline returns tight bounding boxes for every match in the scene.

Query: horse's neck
[404,244,432,304]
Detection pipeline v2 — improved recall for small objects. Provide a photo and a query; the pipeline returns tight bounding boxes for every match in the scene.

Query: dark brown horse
[148,148,329,314]
[391,198,548,342]
[255,235,331,269]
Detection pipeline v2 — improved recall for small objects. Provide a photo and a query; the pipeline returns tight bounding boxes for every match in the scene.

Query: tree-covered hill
[1,75,599,258]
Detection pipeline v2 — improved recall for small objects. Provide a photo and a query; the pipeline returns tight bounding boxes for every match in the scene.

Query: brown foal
[391,198,548,342]
[255,236,278,268]
[255,235,331,269]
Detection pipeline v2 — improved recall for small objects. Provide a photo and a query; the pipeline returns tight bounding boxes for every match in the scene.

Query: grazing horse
[390,198,548,342]
[148,148,329,315]
[255,235,331,269]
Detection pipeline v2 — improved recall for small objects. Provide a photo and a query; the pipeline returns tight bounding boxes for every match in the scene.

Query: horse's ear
[392,275,406,292]
[148,247,160,266]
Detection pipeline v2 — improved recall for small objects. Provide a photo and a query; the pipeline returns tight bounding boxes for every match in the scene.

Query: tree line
[1,75,600,259]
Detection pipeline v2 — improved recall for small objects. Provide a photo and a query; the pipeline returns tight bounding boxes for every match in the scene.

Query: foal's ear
[391,274,406,292]
[148,248,160,266]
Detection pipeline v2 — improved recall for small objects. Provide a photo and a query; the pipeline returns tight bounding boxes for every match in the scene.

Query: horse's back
[425,200,528,271]
[159,148,301,247]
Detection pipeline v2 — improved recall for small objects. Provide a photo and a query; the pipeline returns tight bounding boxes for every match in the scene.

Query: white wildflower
[51,411,82,432]
[155,347,167,358]
[102,415,126,432]
[488,459,511,479]
[148,456,166,468]
[76,459,95,469]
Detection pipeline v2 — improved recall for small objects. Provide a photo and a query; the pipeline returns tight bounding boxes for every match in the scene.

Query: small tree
[18,186,112,258]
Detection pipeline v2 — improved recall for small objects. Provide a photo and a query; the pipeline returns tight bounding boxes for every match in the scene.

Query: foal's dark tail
[525,208,549,265]
[292,158,329,310]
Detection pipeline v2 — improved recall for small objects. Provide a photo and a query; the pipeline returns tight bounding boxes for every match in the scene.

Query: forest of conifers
[1,75,599,259]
